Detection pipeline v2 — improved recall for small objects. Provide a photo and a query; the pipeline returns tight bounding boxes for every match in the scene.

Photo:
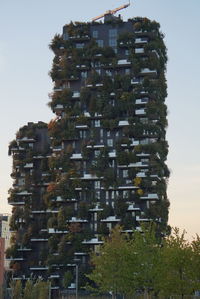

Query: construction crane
[92,0,131,22]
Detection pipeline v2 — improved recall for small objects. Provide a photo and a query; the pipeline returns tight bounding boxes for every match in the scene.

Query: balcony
[81,174,99,180]
[118,186,137,190]
[129,162,149,168]
[135,48,145,54]
[136,172,147,178]
[17,248,32,252]
[6,257,24,261]
[136,216,151,222]
[72,91,80,98]
[9,200,25,206]
[24,163,33,169]
[30,238,48,242]
[140,68,157,77]
[17,137,35,143]
[131,78,142,85]
[117,59,131,66]
[16,191,32,196]
[89,205,103,212]
[135,108,146,115]
[135,98,149,105]
[135,38,148,44]
[128,205,141,211]
[75,125,88,129]
[69,217,88,223]
[118,120,129,126]
[30,266,49,271]
[140,193,159,200]
[82,238,103,245]
[48,228,68,234]
[101,216,120,223]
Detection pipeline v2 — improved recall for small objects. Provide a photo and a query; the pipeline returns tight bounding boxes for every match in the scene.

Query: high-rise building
[8,13,169,294]
[0,214,11,287]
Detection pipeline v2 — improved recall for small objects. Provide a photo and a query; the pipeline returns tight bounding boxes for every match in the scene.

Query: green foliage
[88,225,200,297]
[62,271,73,288]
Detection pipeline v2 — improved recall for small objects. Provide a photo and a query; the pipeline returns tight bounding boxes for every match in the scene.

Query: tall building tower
[7,122,50,282]
[7,12,169,294]
[47,14,169,290]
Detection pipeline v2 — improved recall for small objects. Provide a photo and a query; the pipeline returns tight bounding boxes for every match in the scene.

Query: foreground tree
[88,225,133,297]
[88,224,160,297]
[156,228,200,298]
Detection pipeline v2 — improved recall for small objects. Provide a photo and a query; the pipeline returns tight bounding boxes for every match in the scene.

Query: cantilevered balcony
[101,216,120,223]
[48,228,68,234]
[135,108,146,115]
[117,59,131,66]
[135,48,145,54]
[135,98,149,105]
[30,266,49,271]
[140,193,159,200]
[69,217,88,223]
[135,37,148,44]
[82,238,103,245]
[140,68,157,77]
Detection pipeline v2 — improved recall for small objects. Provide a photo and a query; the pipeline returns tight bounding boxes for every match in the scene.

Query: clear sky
[0,0,200,239]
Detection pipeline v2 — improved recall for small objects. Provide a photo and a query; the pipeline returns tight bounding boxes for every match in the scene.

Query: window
[140,118,148,124]
[96,191,100,199]
[95,181,101,189]
[109,38,117,47]
[125,49,129,56]
[123,190,128,198]
[122,170,128,178]
[111,191,115,199]
[96,69,101,75]
[76,43,84,49]
[107,139,113,147]
[63,32,69,40]
[80,130,87,138]
[109,29,117,37]
[100,129,104,138]
[125,68,130,74]
[94,150,100,157]
[107,131,111,137]
[92,30,98,38]
[81,71,87,79]
[94,120,100,127]
[97,40,104,47]
[106,70,112,76]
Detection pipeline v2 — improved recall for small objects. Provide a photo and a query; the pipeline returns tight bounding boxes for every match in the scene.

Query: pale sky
[0,0,200,239]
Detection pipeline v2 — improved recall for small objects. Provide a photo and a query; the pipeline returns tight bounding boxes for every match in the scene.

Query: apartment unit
[8,14,169,293]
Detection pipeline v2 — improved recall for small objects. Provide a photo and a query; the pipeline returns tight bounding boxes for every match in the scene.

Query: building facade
[8,15,169,293]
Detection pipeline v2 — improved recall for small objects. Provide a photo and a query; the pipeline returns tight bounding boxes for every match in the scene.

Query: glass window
[76,43,84,49]
[94,150,100,157]
[97,40,104,47]
[92,30,98,38]
[81,71,87,78]
[107,139,113,147]
[94,120,100,127]
[125,68,130,74]
[95,181,101,189]
[125,49,129,56]
[63,32,69,40]
[122,170,128,178]
[109,29,117,37]
[100,129,104,138]
[109,38,117,47]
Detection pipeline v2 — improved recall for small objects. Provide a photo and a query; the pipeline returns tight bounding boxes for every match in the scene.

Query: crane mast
[92,1,131,22]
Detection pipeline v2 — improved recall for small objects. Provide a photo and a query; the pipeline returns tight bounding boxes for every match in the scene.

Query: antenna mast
[92,1,131,22]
